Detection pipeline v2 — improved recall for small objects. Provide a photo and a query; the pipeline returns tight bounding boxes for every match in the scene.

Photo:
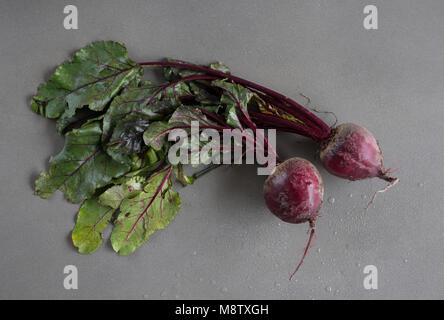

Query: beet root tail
[289,222,316,281]
[365,170,399,211]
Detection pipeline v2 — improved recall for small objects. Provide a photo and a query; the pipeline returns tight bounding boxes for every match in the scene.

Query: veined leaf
[98,176,145,209]
[101,81,186,141]
[142,121,172,151]
[72,198,115,254]
[173,163,194,186]
[163,58,230,81]
[34,121,130,203]
[188,82,220,105]
[212,79,253,125]
[55,107,102,133]
[105,113,150,165]
[225,104,242,128]
[31,41,142,123]
[110,168,181,255]
[209,62,231,74]
[168,105,218,127]
[143,106,220,151]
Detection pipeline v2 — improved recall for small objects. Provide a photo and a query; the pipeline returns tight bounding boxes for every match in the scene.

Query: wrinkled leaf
[143,121,172,151]
[55,107,102,133]
[188,82,221,105]
[31,41,142,123]
[98,176,145,209]
[110,168,181,255]
[225,104,242,128]
[163,58,201,81]
[213,79,253,123]
[34,121,130,203]
[168,105,218,127]
[101,81,185,140]
[163,58,230,81]
[72,198,115,254]
[209,62,230,74]
[105,114,150,165]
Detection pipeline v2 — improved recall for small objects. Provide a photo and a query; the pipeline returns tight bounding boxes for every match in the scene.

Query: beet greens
[32,41,276,255]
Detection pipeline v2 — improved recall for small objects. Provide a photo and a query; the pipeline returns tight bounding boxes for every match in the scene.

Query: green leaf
[31,41,142,123]
[98,176,145,209]
[34,121,130,203]
[143,105,220,152]
[212,79,253,124]
[101,82,179,141]
[110,168,181,255]
[173,164,194,186]
[168,105,218,127]
[209,62,231,74]
[55,107,102,133]
[105,113,150,165]
[225,104,242,128]
[188,82,221,105]
[72,198,115,254]
[163,58,201,81]
[142,121,172,151]
[163,58,230,81]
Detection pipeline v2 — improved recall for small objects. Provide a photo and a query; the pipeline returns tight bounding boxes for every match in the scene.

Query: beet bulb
[320,123,398,208]
[264,157,324,279]
[320,123,394,181]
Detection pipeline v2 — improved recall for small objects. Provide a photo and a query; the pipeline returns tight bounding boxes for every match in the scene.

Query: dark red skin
[264,158,324,224]
[320,123,388,181]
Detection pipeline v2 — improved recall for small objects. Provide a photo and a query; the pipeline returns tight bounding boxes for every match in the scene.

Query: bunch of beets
[31,41,398,278]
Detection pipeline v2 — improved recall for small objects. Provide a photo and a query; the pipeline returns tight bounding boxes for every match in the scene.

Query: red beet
[264,157,324,279]
[320,123,398,208]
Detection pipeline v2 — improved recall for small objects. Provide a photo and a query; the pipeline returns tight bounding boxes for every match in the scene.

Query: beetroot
[320,123,398,208]
[320,123,388,181]
[264,157,324,279]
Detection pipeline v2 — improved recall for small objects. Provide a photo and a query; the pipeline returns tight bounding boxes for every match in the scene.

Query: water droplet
[160,290,167,297]
[328,197,335,204]
[317,276,321,280]
[221,287,228,293]
[349,193,353,198]
[325,286,332,293]
[316,248,321,253]
[403,258,408,263]
[361,194,368,200]
[335,289,340,294]
[417,182,424,187]
[248,285,253,290]
[192,251,197,256]
[175,294,180,299]
[334,231,338,236]
[356,262,361,267]
[274,282,281,288]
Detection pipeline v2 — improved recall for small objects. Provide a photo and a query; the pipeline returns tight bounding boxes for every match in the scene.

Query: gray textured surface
[1,0,443,300]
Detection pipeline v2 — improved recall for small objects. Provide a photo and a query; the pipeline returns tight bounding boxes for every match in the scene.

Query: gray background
[0,0,443,300]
